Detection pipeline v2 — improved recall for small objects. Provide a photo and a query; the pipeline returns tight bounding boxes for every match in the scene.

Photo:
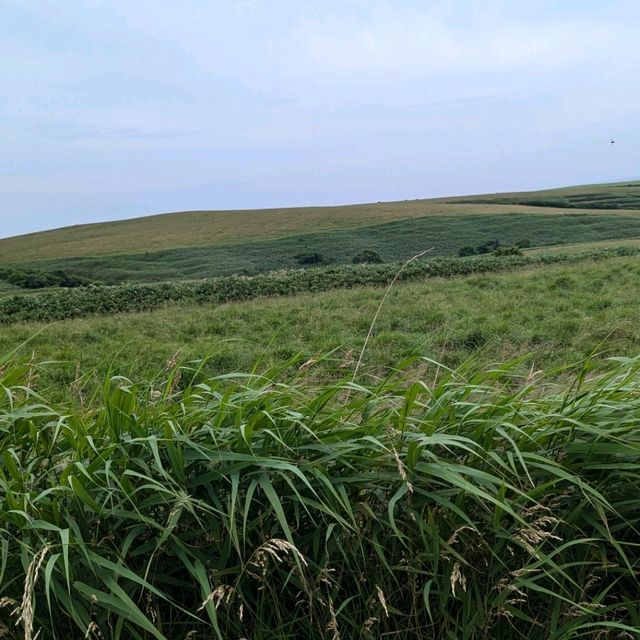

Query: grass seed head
[450,562,467,597]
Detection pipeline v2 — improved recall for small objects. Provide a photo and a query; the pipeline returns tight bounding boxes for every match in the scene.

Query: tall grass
[1,354,640,639]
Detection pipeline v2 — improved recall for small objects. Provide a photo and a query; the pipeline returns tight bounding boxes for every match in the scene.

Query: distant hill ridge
[2,180,640,265]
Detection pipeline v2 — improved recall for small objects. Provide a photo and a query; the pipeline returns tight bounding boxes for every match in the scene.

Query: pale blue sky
[1,0,638,238]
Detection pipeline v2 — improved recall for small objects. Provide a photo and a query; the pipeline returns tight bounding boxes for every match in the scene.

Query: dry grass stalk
[83,621,103,639]
[25,352,37,390]
[450,562,467,597]
[199,585,236,612]
[250,538,308,570]
[376,585,389,618]
[15,546,48,640]
[298,358,317,372]
[514,504,561,555]
[351,249,432,385]
[338,349,354,369]
[70,361,84,406]
[326,596,340,640]
[392,447,413,494]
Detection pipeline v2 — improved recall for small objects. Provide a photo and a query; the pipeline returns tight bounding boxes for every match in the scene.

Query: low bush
[0,266,92,289]
[458,245,477,257]
[476,239,500,254]
[460,239,524,256]
[351,249,383,264]
[295,252,327,266]
[492,245,522,256]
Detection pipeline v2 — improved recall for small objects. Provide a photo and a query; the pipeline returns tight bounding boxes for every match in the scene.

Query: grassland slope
[456,179,640,209]
[13,212,640,283]
[2,254,639,400]
[2,180,640,264]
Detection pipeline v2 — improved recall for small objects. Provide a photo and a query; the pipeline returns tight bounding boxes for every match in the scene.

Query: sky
[1,0,639,239]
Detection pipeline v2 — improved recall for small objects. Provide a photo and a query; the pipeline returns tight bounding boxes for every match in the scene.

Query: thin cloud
[271,12,621,76]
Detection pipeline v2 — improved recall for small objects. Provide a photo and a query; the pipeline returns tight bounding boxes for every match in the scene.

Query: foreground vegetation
[1,353,640,639]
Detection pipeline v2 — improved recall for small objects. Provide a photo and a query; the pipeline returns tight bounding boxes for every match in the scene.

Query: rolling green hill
[454,180,640,209]
[1,180,640,285]
[0,181,639,262]
[0,200,502,263]
[13,212,640,284]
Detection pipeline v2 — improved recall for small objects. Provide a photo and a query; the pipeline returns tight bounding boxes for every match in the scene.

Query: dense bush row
[458,194,640,209]
[1,356,640,639]
[0,266,92,289]
[1,246,639,325]
[458,238,528,257]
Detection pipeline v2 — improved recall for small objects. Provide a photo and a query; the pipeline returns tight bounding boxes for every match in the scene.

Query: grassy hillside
[2,255,639,400]
[0,200,489,262]
[2,181,640,268]
[13,212,640,283]
[456,180,640,209]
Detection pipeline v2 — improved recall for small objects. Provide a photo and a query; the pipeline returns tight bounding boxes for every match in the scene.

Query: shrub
[476,239,500,254]
[0,266,92,289]
[351,249,383,264]
[458,245,477,257]
[493,245,523,256]
[294,252,326,266]
[52,270,93,287]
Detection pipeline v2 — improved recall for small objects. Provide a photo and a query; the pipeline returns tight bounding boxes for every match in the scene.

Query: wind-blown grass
[2,354,640,639]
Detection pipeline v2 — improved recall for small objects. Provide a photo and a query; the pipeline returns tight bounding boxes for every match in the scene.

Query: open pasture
[2,182,640,268]
[14,212,640,284]
[1,254,639,401]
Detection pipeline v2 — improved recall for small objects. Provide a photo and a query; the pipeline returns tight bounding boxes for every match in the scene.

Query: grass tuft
[1,355,640,638]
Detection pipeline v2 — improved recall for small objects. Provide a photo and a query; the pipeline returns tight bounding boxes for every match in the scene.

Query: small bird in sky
[611,140,615,144]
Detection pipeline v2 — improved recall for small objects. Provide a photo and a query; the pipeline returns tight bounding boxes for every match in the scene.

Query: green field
[2,181,640,639]
[1,181,639,286]
[13,212,640,284]
[0,200,500,262]
[456,180,640,209]
[2,255,639,402]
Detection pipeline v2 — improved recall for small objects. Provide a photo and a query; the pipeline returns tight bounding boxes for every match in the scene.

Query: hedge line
[0,266,92,289]
[1,247,638,325]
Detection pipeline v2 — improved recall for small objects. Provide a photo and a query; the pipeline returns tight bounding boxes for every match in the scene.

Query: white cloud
[268,10,621,77]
